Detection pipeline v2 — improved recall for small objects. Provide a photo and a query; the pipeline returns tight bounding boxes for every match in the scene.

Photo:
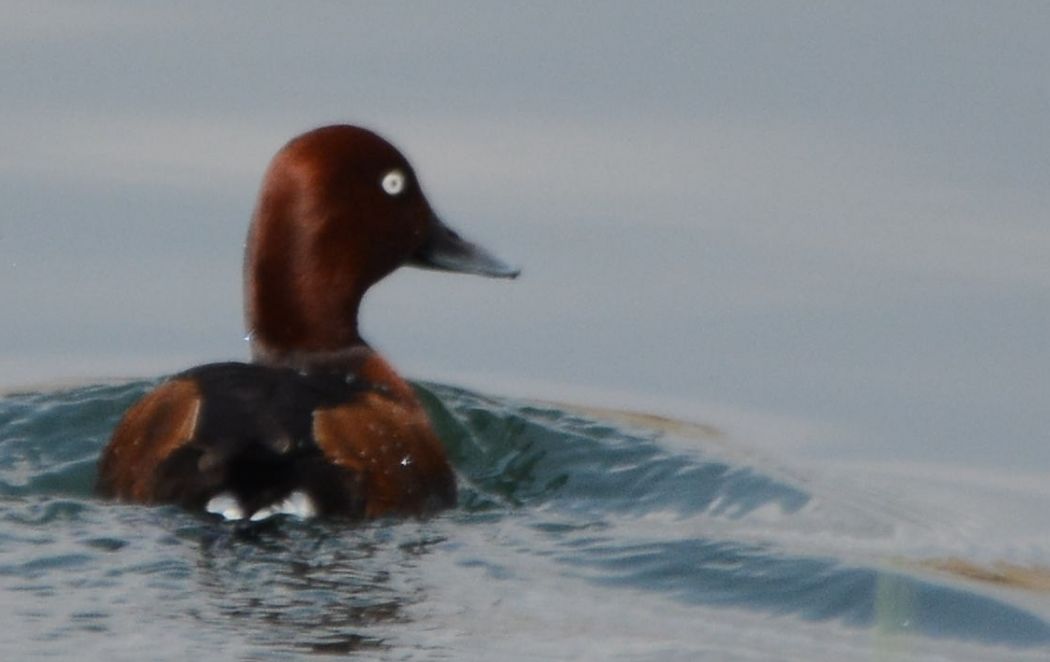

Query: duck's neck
[249,341,419,404]
[250,341,369,373]
[243,187,378,363]
[245,258,367,357]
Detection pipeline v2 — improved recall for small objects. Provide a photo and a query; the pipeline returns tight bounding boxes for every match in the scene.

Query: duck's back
[97,362,456,519]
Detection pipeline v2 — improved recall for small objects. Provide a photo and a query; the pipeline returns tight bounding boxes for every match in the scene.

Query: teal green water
[0,380,1047,660]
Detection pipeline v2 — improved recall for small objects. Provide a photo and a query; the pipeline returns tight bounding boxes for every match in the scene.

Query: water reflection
[190,519,449,656]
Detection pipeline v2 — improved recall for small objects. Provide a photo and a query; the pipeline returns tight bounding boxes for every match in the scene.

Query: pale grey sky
[2,2,1048,468]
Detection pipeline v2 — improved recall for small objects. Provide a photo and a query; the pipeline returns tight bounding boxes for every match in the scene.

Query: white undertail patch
[205,493,244,521]
[249,490,318,521]
[206,490,318,522]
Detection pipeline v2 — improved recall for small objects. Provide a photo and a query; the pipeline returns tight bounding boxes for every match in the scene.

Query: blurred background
[2,1,1047,471]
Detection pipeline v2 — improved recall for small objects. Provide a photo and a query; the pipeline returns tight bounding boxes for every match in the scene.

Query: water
[1,379,1048,660]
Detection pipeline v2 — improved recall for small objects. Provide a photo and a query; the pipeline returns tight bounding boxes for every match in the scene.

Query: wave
[0,379,1047,659]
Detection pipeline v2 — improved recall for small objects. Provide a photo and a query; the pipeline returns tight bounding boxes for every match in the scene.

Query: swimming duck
[96,125,518,520]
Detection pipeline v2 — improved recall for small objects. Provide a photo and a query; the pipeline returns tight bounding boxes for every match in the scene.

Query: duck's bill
[411,216,520,279]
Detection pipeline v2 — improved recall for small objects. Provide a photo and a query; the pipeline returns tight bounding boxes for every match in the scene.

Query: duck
[96,125,518,520]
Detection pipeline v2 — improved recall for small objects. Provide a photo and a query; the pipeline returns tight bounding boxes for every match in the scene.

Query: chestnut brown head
[245,125,517,362]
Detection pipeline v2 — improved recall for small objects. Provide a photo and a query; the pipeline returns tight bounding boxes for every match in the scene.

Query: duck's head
[245,125,518,364]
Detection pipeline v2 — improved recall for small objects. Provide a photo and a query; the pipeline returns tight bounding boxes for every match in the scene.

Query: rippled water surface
[1,379,1048,660]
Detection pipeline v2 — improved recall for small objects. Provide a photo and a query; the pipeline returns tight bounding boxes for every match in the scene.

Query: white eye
[381,169,406,196]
